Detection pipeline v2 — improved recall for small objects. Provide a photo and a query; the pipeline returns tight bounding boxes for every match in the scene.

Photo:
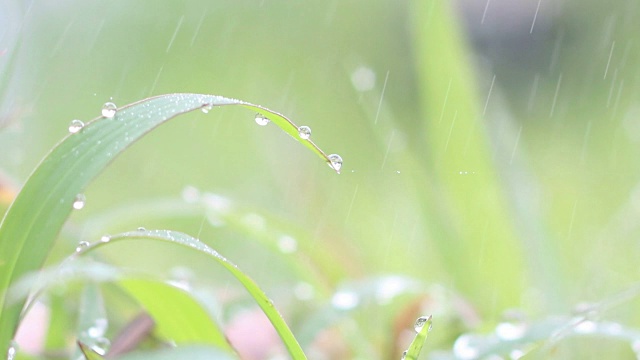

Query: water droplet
[495,322,526,341]
[101,102,117,118]
[100,235,111,243]
[328,154,343,173]
[68,119,85,133]
[414,315,433,333]
[87,318,108,338]
[91,337,110,356]
[509,349,525,359]
[298,126,311,139]
[453,334,481,360]
[294,282,315,301]
[574,319,597,334]
[255,113,270,126]
[7,341,18,360]
[73,194,86,210]
[201,104,213,113]
[75,241,90,252]
[277,235,297,254]
[331,290,359,310]
[351,66,376,92]
[137,227,146,232]
[401,350,407,360]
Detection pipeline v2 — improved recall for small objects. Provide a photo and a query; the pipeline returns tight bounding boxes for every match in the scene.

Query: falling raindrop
[328,154,343,173]
[414,315,433,333]
[68,119,85,133]
[75,241,90,252]
[255,113,270,126]
[73,194,86,210]
[277,235,298,254]
[101,102,117,118]
[298,126,311,140]
[92,337,111,356]
[331,290,359,310]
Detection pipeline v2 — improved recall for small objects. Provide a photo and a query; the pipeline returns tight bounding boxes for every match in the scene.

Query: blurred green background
[2,0,640,358]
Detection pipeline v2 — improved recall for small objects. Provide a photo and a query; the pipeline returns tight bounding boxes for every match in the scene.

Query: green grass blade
[78,341,106,360]
[77,229,308,359]
[0,93,337,356]
[411,1,525,311]
[117,278,233,352]
[403,315,432,360]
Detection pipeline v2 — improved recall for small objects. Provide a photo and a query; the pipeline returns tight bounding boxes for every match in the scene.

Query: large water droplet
[331,290,359,310]
[100,235,111,243]
[75,241,90,252]
[277,235,297,254]
[254,113,270,126]
[92,337,110,356]
[68,119,85,133]
[73,194,86,210]
[298,126,311,140]
[495,322,527,341]
[414,315,433,333]
[328,154,343,173]
[101,102,117,118]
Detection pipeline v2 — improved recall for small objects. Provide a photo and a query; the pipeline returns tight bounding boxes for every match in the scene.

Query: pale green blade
[403,315,432,360]
[0,93,336,356]
[76,229,307,359]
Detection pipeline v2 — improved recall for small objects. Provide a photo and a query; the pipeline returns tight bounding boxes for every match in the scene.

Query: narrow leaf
[78,229,308,359]
[403,315,432,360]
[0,93,337,356]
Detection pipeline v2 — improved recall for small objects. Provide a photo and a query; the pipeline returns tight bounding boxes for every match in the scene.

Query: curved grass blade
[0,93,337,355]
[78,341,106,360]
[7,259,234,353]
[77,229,308,359]
[402,315,432,360]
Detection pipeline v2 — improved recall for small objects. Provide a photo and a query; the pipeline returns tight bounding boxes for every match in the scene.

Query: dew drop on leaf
[91,337,110,356]
[101,102,117,118]
[100,235,111,243]
[298,125,311,139]
[73,194,86,210]
[255,113,270,126]
[75,241,90,252]
[414,315,432,333]
[68,119,85,134]
[201,104,212,113]
[328,154,343,173]
[7,340,18,360]
[401,350,407,360]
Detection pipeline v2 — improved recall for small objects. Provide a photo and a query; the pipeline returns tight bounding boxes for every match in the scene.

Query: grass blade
[0,93,337,356]
[403,315,432,360]
[77,229,308,359]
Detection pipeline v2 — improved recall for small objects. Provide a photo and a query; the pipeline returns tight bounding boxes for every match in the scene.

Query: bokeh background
[2,0,640,358]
